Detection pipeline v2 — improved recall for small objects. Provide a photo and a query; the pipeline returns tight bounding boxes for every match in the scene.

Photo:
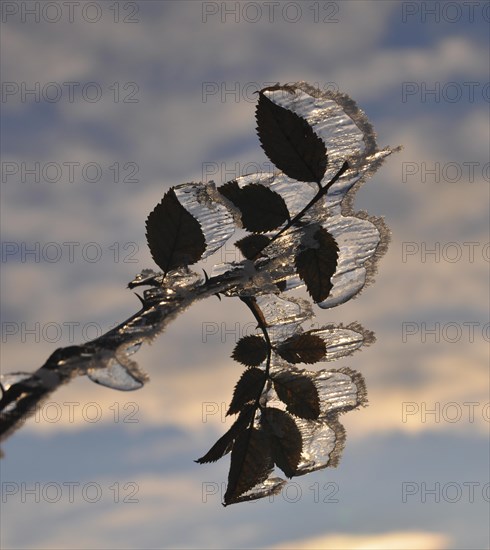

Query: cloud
[267,530,451,550]
[330,35,489,101]
[1,6,489,550]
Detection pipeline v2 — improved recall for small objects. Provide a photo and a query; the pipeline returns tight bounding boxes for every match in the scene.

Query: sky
[0,1,489,549]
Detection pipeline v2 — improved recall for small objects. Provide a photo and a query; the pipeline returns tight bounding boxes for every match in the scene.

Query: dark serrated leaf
[218,182,289,233]
[262,408,302,478]
[235,234,271,260]
[218,179,242,205]
[272,371,320,420]
[232,335,268,367]
[195,406,253,464]
[276,333,326,364]
[227,367,266,415]
[224,426,274,505]
[239,185,290,232]
[256,89,328,184]
[295,227,339,303]
[145,188,206,275]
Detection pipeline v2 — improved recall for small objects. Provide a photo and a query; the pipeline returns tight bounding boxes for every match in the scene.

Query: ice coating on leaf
[231,172,273,188]
[275,323,372,364]
[255,294,313,341]
[225,476,286,505]
[267,173,317,218]
[234,172,317,220]
[313,368,366,413]
[297,368,366,473]
[224,424,275,505]
[239,304,374,361]
[264,366,366,475]
[255,294,313,327]
[318,215,381,308]
[312,324,373,361]
[275,215,382,308]
[248,214,382,308]
[294,419,341,474]
[261,88,359,192]
[260,82,398,221]
[174,183,235,259]
[263,84,370,186]
[323,148,395,214]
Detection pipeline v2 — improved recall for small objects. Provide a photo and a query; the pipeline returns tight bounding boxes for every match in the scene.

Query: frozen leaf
[226,172,317,221]
[232,335,268,367]
[310,323,374,361]
[294,418,344,475]
[217,179,242,205]
[235,234,271,260]
[261,83,369,189]
[316,215,386,308]
[224,426,274,505]
[145,188,206,275]
[225,476,286,504]
[313,367,367,415]
[195,406,253,464]
[174,183,235,259]
[265,367,367,474]
[262,407,302,478]
[258,213,387,309]
[219,181,290,232]
[265,173,317,218]
[276,333,326,364]
[227,367,266,415]
[272,370,320,420]
[256,87,328,184]
[262,83,399,223]
[295,226,339,303]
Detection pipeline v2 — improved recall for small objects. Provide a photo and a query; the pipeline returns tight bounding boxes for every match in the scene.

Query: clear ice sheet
[87,357,145,391]
[174,183,235,259]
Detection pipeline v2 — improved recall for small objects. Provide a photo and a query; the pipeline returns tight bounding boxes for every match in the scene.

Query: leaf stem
[251,160,350,261]
[235,163,350,424]
[239,297,272,424]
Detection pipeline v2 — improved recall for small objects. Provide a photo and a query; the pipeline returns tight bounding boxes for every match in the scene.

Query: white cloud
[331,36,489,100]
[267,530,451,550]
